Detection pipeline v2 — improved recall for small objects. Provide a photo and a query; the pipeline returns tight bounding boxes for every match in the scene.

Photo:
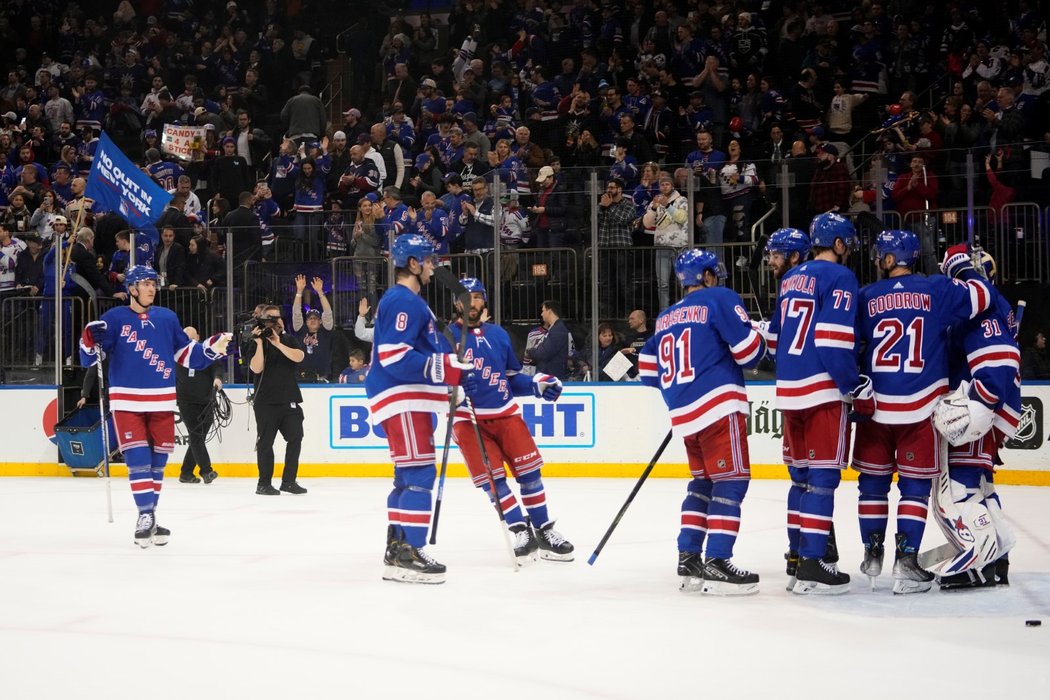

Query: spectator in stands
[597,177,637,318]
[13,232,43,296]
[0,222,27,294]
[185,235,225,291]
[370,122,405,189]
[224,191,262,268]
[291,274,338,383]
[211,136,253,207]
[4,191,33,236]
[530,165,572,248]
[156,194,193,248]
[620,308,653,378]
[338,347,369,384]
[1021,329,1050,380]
[643,175,689,311]
[231,109,272,174]
[154,226,187,289]
[809,143,853,215]
[580,323,625,382]
[527,299,571,382]
[719,140,760,241]
[291,156,327,260]
[70,227,123,301]
[281,85,327,146]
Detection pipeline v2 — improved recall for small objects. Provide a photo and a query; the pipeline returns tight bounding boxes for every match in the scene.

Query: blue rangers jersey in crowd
[380,202,412,250]
[440,190,470,242]
[253,197,281,247]
[146,160,185,191]
[531,80,561,121]
[79,306,226,413]
[857,274,992,424]
[449,321,535,423]
[638,286,765,436]
[770,260,861,410]
[947,291,1022,441]
[75,89,107,130]
[412,209,451,254]
[364,284,452,425]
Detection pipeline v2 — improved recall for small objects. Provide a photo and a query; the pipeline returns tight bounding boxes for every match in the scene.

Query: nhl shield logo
[1006,398,1043,450]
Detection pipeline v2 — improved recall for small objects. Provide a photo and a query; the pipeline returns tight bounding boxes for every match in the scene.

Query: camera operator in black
[177,326,223,484]
[247,304,308,496]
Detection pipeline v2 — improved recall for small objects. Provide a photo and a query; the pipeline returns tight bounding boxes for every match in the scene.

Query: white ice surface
[1,477,1047,699]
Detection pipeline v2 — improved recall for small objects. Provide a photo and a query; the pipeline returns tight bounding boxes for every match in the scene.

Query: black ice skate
[701,557,760,596]
[134,512,156,549]
[678,551,704,592]
[937,563,997,591]
[891,533,934,595]
[510,524,539,565]
[152,524,170,546]
[996,556,1010,586]
[860,532,885,591]
[536,522,574,562]
[785,550,799,592]
[382,525,401,581]
[388,543,446,584]
[793,557,850,595]
[824,525,839,564]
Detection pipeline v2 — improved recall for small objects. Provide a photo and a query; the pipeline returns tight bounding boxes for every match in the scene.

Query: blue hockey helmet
[124,265,159,286]
[675,248,726,287]
[391,233,436,268]
[459,277,487,300]
[872,229,920,268]
[809,212,858,252]
[765,227,811,260]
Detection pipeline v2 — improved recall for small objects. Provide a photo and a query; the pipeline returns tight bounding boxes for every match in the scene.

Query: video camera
[253,316,279,339]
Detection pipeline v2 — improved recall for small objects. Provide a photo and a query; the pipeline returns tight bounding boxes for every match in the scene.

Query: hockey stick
[94,347,114,524]
[587,429,673,566]
[438,321,519,571]
[1013,300,1026,341]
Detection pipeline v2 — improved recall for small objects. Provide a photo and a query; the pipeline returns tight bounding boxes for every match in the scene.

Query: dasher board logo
[329,392,596,450]
[1005,398,1043,450]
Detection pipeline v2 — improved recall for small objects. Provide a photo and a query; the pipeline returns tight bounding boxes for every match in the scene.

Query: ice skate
[381,525,401,581]
[937,563,997,591]
[678,551,704,592]
[152,524,170,546]
[388,543,446,584]
[860,533,885,591]
[510,524,538,565]
[536,522,574,562]
[996,556,1010,586]
[793,557,850,595]
[701,557,760,596]
[891,534,934,595]
[785,550,799,592]
[824,525,839,564]
[134,512,155,549]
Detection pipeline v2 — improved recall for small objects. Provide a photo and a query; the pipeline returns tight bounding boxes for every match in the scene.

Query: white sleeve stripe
[814,322,854,334]
[814,338,855,350]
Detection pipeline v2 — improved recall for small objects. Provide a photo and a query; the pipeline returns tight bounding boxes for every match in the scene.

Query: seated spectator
[353,297,374,344]
[580,323,626,382]
[338,348,369,384]
[1021,328,1050,380]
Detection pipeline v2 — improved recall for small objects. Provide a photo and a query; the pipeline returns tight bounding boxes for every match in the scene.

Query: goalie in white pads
[928,246,1021,590]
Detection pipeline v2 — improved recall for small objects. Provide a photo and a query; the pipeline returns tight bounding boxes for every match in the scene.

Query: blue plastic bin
[54,406,117,471]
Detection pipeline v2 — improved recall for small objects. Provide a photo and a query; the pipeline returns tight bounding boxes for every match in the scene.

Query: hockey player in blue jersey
[761,227,845,589]
[365,234,476,584]
[638,249,766,595]
[449,278,573,564]
[931,247,1021,590]
[853,231,993,594]
[79,266,232,547]
[775,212,874,595]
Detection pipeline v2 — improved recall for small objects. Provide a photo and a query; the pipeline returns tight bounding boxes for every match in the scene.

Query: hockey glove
[532,373,563,401]
[848,375,876,421]
[426,353,475,387]
[940,243,975,279]
[202,332,234,359]
[934,380,995,445]
[82,320,108,352]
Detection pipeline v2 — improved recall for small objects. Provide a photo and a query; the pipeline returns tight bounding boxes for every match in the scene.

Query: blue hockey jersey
[147,160,185,191]
[364,284,452,425]
[948,289,1021,438]
[450,321,534,423]
[638,286,765,436]
[771,260,861,411]
[79,305,226,413]
[412,209,450,254]
[858,273,992,424]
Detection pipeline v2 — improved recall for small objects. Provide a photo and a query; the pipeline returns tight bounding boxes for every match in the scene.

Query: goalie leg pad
[926,466,1000,576]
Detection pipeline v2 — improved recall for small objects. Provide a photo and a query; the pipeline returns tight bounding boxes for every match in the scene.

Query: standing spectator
[529,165,572,248]
[527,299,571,381]
[460,177,496,254]
[252,182,282,261]
[210,136,253,207]
[719,141,760,242]
[891,154,939,272]
[809,143,853,215]
[291,275,337,382]
[223,191,262,268]
[153,226,186,289]
[176,326,222,485]
[14,233,44,296]
[0,222,26,293]
[596,177,637,318]
[643,175,690,311]
[280,85,326,146]
[291,157,327,260]
[370,123,405,189]
[231,109,272,174]
[184,236,225,291]
[827,79,868,143]
[351,194,382,303]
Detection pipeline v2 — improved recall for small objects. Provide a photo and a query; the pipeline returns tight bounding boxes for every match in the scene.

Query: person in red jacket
[892,154,940,273]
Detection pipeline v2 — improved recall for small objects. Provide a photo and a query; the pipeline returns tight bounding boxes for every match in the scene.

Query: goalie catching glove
[933,380,995,446]
[532,373,563,401]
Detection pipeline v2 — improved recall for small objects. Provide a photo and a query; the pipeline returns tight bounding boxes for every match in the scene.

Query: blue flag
[85,132,172,242]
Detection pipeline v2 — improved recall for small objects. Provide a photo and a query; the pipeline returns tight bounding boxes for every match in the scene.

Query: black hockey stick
[94,346,114,523]
[429,266,472,545]
[587,429,674,566]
